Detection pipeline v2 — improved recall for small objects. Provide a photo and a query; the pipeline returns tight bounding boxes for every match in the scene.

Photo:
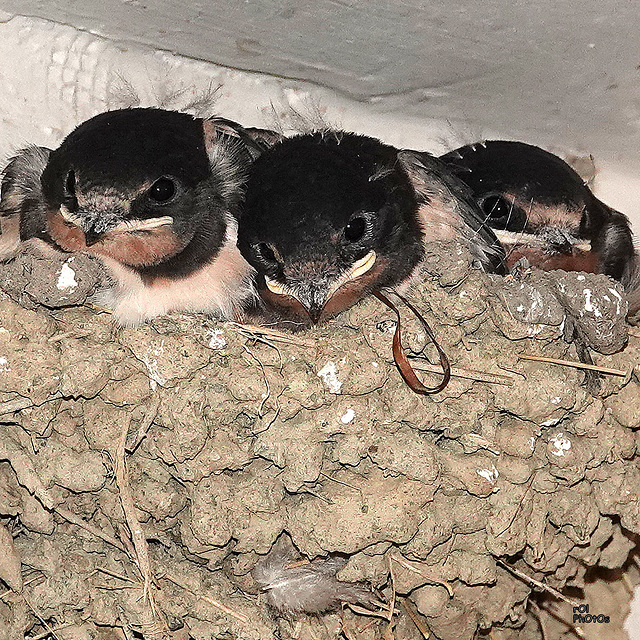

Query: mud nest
[0,241,639,640]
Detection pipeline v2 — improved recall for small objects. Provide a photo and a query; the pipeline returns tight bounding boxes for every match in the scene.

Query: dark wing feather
[398,149,507,274]
[0,146,52,253]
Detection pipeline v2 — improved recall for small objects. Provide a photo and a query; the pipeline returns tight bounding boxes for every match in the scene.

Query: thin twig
[115,417,157,619]
[21,593,60,640]
[519,354,627,377]
[319,472,361,492]
[226,322,316,347]
[126,396,161,454]
[161,573,249,624]
[407,361,515,386]
[384,556,397,639]
[390,556,454,597]
[0,575,44,601]
[497,559,579,607]
[400,599,430,639]
[348,604,393,620]
[95,567,139,583]
[494,476,534,537]
[530,600,547,640]
[536,601,586,638]
[0,393,62,415]
[300,488,334,504]
[26,622,77,640]
[55,507,129,555]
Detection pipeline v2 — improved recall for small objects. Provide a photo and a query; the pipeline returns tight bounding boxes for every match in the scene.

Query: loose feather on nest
[252,534,377,615]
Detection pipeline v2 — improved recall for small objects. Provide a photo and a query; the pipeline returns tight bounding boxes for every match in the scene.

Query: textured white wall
[1,2,640,228]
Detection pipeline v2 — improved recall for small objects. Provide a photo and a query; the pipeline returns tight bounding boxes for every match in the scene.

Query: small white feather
[252,534,375,616]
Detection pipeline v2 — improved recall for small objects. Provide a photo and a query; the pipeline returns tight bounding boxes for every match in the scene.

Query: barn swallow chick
[238,131,506,324]
[0,108,270,325]
[440,141,636,285]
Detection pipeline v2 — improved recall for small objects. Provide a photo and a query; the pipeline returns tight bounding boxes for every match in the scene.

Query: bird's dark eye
[255,242,278,264]
[481,195,511,220]
[65,170,76,197]
[344,217,366,242]
[148,178,176,203]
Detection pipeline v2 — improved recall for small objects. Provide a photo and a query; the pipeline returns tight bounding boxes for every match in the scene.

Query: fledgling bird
[238,131,506,324]
[0,107,271,325]
[440,140,637,286]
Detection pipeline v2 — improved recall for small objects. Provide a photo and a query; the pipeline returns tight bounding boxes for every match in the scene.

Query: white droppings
[56,259,78,291]
[142,340,167,391]
[341,409,356,424]
[549,432,572,457]
[207,328,227,350]
[608,288,623,315]
[577,274,585,281]
[551,396,562,404]
[477,465,499,482]
[372,362,379,368]
[529,290,543,313]
[583,288,594,311]
[583,288,602,317]
[0,356,9,372]
[527,324,543,336]
[516,304,524,312]
[530,436,536,451]
[317,361,342,393]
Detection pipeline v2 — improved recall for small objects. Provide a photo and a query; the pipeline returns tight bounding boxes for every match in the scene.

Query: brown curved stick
[374,290,451,394]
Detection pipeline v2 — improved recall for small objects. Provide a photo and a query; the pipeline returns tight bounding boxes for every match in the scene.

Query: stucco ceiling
[1,0,640,222]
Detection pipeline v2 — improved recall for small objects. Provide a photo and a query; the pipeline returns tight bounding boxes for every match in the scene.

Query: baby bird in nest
[0,107,273,325]
[440,140,639,318]
[238,130,507,325]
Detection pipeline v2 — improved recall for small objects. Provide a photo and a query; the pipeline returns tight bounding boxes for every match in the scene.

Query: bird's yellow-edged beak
[264,250,377,322]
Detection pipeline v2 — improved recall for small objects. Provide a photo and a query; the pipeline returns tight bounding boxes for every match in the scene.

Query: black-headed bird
[0,107,272,325]
[238,130,506,325]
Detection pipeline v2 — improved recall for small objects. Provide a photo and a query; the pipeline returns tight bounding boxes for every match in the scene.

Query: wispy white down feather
[252,535,375,616]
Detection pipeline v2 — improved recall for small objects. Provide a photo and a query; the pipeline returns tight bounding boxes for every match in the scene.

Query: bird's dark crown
[239,131,424,288]
[444,141,588,206]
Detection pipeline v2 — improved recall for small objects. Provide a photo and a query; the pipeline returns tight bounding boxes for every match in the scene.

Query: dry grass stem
[126,396,161,453]
[161,572,249,624]
[497,560,579,607]
[390,557,453,597]
[519,354,627,376]
[383,556,397,640]
[26,622,77,640]
[56,507,129,555]
[227,321,316,347]
[400,599,430,639]
[114,417,159,622]
[407,361,515,386]
[0,393,62,415]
